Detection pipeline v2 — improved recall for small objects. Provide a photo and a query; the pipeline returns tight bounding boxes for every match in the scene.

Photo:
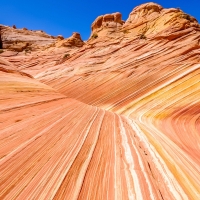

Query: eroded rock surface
[90,12,125,39]
[0,25,56,52]
[0,2,200,200]
[123,2,199,39]
[56,32,85,48]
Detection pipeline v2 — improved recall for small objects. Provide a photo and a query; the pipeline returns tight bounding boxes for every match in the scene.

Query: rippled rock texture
[0,2,200,200]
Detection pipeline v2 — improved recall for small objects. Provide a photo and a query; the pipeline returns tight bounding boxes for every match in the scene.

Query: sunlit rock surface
[55,32,85,48]
[0,2,200,199]
[0,25,56,52]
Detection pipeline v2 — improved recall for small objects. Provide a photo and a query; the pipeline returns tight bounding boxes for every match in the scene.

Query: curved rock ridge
[0,2,200,200]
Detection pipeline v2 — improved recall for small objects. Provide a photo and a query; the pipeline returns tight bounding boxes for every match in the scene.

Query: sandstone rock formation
[0,24,56,51]
[0,30,2,49]
[57,35,64,40]
[56,32,85,47]
[123,2,199,39]
[90,12,125,38]
[0,2,200,200]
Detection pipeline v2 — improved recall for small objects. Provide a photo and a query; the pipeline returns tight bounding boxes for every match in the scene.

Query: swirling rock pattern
[0,2,200,200]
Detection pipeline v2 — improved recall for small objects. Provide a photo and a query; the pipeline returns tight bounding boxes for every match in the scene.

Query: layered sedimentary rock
[90,12,125,38]
[0,65,189,200]
[56,32,85,48]
[0,25,56,52]
[123,2,199,40]
[0,2,200,200]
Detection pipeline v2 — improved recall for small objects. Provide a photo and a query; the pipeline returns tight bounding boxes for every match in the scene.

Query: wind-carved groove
[158,189,164,200]
[54,109,105,199]
[76,110,105,200]
[147,162,155,179]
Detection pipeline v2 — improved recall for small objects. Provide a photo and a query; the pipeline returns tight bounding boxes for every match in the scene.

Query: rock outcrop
[56,32,84,47]
[57,35,64,40]
[0,29,2,49]
[123,2,199,39]
[0,2,200,200]
[90,12,125,38]
[89,2,200,41]
[0,25,56,52]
